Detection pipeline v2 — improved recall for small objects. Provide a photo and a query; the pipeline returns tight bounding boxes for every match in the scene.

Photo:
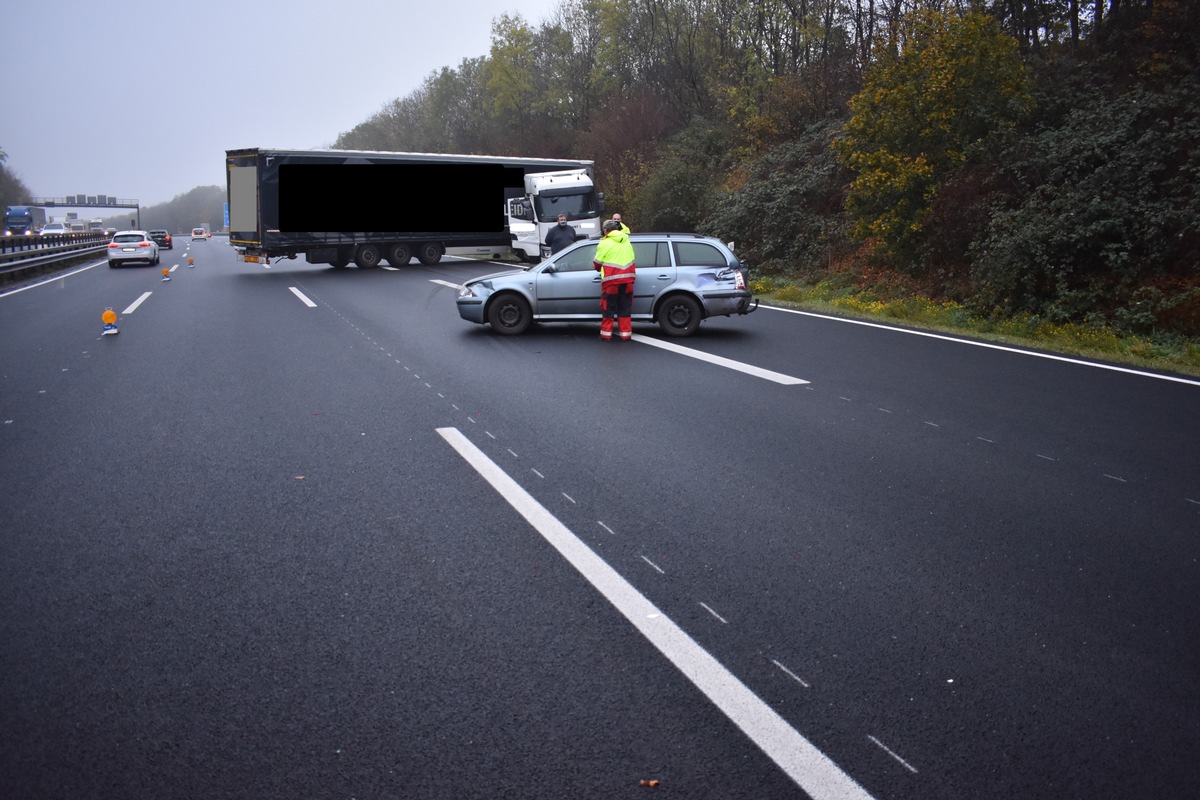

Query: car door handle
[592,276,601,282]
[657,274,671,280]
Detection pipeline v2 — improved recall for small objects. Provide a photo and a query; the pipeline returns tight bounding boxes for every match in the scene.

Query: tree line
[335,0,1198,337]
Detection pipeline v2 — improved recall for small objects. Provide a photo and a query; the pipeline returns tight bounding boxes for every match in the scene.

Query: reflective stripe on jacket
[594,230,635,292]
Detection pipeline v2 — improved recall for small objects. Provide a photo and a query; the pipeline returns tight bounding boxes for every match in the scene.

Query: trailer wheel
[386,243,412,267]
[416,242,443,265]
[355,244,383,268]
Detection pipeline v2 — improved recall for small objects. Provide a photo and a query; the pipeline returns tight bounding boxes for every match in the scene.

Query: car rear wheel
[658,294,702,337]
[355,244,382,268]
[108,260,117,268]
[386,243,412,267]
[487,293,532,335]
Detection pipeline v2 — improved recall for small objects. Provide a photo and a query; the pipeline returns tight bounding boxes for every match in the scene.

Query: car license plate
[122,247,136,252]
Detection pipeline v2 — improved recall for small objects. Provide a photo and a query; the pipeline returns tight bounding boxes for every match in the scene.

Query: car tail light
[107,242,118,248]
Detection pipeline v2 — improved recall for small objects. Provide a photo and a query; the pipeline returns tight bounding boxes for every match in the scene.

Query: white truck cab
[506,168,604,262]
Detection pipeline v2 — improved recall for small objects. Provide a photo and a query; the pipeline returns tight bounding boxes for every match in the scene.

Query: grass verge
[751,278,1200,379]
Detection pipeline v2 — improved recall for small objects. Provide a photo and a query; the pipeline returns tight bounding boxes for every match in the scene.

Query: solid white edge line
[288,286,318,308]
[630,334,809,385]
[761,304,1200,387]
[437,426,874,800]
[122,291,153,315]
[0,260,104,298]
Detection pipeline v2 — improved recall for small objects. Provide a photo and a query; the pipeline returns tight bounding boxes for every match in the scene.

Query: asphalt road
[2,239,1197,799]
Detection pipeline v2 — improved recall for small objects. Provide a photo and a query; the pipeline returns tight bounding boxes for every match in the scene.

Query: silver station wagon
[456,233,756,336]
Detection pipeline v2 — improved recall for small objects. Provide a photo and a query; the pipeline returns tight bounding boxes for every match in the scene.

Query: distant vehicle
[191,227,208,241]
[4,205,46,236]
[456,233,757,337]
[107,230,161,267]
[40,222,70,236]
[149,229,173,249]
[104,227,118,238]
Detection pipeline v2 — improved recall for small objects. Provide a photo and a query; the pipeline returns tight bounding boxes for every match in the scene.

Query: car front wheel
[487,293,532,335]
[658,294,702,336]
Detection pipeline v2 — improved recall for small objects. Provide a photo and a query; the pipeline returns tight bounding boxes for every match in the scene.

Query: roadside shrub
[706,119,851,275]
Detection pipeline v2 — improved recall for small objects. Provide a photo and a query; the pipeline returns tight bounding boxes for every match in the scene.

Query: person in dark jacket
[544,214,580,254]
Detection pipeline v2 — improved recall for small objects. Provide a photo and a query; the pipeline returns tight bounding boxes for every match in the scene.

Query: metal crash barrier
[0,232,110,281]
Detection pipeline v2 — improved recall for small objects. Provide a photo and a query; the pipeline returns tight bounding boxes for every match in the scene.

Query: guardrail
[0,232,110,283]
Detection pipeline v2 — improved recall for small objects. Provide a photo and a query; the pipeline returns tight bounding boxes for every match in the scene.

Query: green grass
[752,277,1200,378]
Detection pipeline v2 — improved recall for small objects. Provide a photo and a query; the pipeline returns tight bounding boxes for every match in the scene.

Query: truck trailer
[226,148,604,268]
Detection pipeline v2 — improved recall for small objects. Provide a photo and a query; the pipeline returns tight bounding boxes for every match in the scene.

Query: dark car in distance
[149,229,172,249]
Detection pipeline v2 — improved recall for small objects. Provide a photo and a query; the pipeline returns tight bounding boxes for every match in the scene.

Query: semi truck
[226,147,604,268]
[4,205,46,236]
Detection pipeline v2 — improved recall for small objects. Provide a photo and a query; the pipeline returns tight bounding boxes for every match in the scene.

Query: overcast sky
[2,0,562,208]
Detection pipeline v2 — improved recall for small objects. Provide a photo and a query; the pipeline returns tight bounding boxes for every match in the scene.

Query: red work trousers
[600,284,633,340]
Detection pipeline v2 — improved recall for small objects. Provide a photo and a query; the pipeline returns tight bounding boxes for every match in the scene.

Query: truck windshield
[533,192,597,221]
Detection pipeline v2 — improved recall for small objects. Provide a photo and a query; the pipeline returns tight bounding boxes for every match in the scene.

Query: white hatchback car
[191,227,208,240]
[41,222,69,236]
[107,230,160,267]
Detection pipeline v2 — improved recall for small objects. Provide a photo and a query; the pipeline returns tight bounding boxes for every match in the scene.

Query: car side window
[632,241,667,268]
[672,241,728,268]
[552,243,598,272]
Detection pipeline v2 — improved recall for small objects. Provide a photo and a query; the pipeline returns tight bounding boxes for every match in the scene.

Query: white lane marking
[772,659,811,689]
[763,305,1200,387]
[597,521,615,535]
[0,261,104,298]
[867,735,919,774]
[437,426,874,800]
[641,555,665,574]
[122,292,153,314]
[429,279,464,290]
[288,287,318,308]
[699,602,729,624]
[630,334,809,385]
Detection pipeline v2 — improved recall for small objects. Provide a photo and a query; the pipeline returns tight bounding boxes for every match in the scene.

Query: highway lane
[2,243,1198,799]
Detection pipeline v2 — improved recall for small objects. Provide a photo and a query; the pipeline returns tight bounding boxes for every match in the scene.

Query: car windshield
[533,191,597,221]
[114,234,145,243]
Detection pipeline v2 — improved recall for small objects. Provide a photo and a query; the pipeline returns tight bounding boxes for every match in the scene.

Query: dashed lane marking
[438,426,874,800]
[122,292,153,314]
[288,287,318,308]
